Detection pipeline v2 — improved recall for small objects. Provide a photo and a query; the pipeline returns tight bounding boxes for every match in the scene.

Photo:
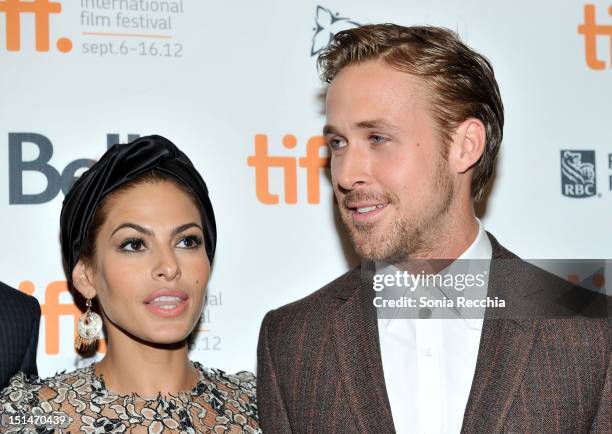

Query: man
[0,281,41,389]
[257,25,610,433]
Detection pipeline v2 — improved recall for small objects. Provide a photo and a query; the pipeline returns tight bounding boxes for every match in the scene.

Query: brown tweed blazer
[257,233,611,433]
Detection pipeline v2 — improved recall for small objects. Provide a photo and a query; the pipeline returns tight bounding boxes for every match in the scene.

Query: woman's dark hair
[60,135,217,290]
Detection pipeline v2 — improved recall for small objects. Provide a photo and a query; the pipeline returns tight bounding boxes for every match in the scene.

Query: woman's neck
[94,329,199,398]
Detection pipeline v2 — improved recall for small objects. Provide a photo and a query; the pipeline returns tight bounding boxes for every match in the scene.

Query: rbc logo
[560,150,596,198]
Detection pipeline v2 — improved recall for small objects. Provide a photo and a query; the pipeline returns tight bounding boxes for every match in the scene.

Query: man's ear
[448,118,486,173]
[72,260,97,300]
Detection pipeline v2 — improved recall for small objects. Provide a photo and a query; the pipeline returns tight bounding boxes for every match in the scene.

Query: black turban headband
[60,135,217,280]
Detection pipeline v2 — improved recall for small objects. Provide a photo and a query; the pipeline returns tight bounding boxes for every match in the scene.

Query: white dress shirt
[377,221,492,434]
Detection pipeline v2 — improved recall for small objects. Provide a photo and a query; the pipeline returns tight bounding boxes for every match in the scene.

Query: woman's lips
[144,290,189,318]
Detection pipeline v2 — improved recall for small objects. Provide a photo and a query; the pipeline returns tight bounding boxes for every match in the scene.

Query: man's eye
[327,137,347,150]
[370,135,389,145]
[119,238,145,252]
[177,235,203,249]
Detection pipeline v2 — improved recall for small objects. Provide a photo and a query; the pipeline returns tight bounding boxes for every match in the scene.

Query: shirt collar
[457,219,492,261]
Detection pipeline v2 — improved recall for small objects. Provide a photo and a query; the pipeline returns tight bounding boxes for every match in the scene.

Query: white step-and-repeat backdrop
[0,0,610,377]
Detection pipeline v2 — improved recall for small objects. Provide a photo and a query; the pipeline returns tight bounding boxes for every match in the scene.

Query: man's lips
[346,202,388,214]
[346,202,389,221]
[342,190,393,223]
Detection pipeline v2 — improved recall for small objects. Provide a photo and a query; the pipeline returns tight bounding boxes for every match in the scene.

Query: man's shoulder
[263,266,362,325]
[0,281,40,319]
[487,232,610,319]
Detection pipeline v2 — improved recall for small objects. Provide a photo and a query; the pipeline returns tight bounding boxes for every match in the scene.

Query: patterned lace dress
[0,361,260,433]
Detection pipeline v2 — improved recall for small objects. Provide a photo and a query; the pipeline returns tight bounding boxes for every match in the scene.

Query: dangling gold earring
[75,298,103,351]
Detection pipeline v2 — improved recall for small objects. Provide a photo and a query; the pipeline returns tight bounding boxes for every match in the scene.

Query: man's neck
[399,211,480,265]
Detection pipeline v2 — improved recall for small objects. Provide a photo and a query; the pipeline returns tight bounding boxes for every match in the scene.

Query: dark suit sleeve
[0,283,41,388]
[257,310,292,433]
[18,297,41,377]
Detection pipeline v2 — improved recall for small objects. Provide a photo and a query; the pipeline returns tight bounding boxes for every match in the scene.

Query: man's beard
[340,161,454,264]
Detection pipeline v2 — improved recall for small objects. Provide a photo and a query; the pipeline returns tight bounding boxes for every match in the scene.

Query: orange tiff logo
[0,0,71,52]
[578,4,612,69]
[20,280,107,355]
[247,134,330,204]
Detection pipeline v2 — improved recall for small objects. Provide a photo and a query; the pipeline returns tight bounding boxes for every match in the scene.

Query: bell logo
[247,134,330,204]
[578,4,612,69]
[0,0,72,52]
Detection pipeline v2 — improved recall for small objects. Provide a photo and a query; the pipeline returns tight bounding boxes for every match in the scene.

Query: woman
[0,135,260,433]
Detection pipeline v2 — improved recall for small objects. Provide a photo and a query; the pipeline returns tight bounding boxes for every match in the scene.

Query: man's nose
[333,143,372,192]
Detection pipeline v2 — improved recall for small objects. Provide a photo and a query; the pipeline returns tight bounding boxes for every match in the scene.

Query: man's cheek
[332,189,344,204]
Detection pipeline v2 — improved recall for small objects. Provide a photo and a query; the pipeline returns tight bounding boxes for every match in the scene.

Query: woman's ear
[72,260,97,300]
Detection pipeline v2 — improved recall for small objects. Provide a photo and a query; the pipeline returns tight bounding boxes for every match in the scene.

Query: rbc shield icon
[560,150,596,198]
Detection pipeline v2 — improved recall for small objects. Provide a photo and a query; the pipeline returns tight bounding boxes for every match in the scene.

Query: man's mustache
[342,190,395,208]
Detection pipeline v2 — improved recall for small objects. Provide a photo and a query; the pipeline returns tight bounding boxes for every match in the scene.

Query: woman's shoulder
[199,363,256,386]
[193,362,256,398]
[1,371,42,410]
[195,362,256,393]
[0,366,95,432]
[192,362,259,422]
[0,365,94,410]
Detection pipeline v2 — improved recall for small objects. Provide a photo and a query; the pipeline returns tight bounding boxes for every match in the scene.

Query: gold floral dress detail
[0,361,260,433]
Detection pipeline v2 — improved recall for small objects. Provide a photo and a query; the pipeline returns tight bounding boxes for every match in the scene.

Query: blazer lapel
[461,318,539,432]
[331,264,396,433]
[461,234,540,433]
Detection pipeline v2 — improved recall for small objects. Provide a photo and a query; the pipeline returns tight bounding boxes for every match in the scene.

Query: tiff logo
[247,134,330,204]
[0,0,72,52]
[578,4,612,69]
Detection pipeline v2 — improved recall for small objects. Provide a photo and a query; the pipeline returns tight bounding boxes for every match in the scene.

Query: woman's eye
[327,137,347,150]
[119,238,145,252]
[177,235,203,249]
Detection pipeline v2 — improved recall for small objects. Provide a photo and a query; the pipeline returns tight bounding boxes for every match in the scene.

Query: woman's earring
[75,298,103,351]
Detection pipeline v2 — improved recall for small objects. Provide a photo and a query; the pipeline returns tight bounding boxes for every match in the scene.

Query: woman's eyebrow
[172,222,202,236]
[110,222,152,238]
[110,222,203,238]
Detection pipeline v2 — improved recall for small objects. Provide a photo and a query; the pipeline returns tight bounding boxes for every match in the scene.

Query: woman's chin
[146,330,192,346]
[126,326,193,348]
[107,313,199,348]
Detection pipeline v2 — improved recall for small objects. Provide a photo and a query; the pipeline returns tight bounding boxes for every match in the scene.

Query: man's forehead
[323,119,400,135]
[326,65,427,110]
[328,60,425,93]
